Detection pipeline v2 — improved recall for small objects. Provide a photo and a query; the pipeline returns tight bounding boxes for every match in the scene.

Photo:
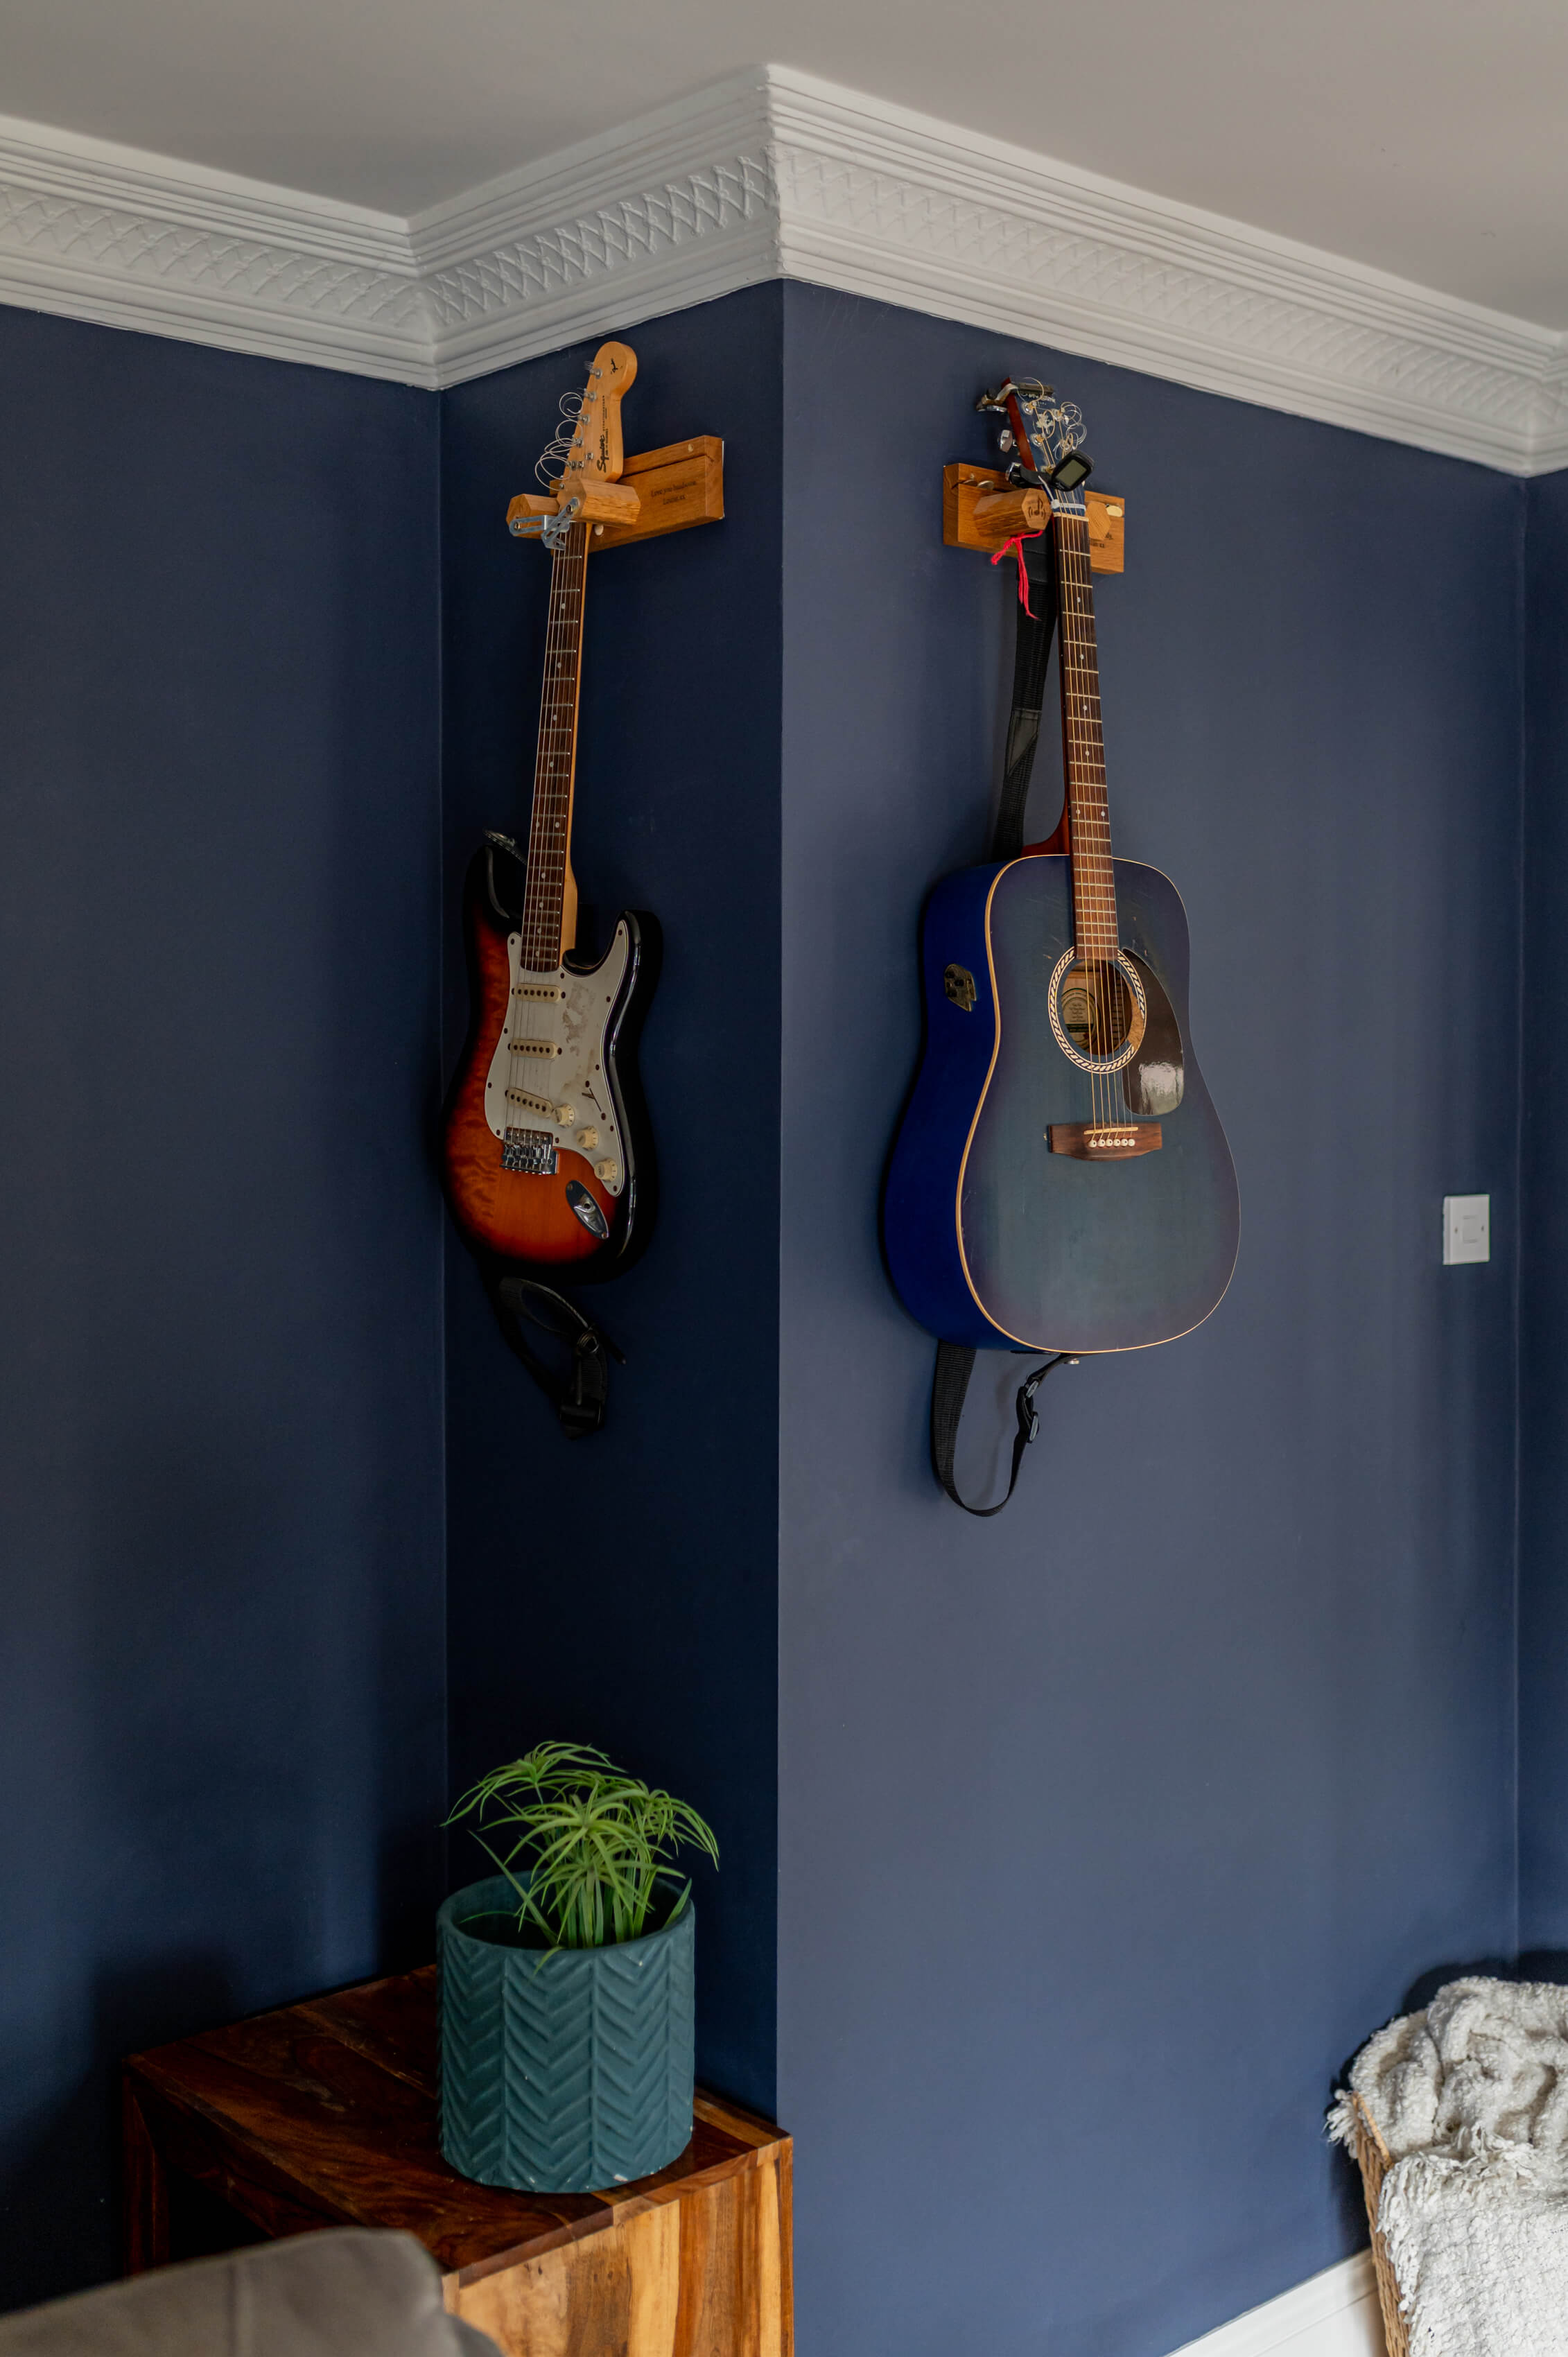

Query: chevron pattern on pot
[438,1877,695,2193]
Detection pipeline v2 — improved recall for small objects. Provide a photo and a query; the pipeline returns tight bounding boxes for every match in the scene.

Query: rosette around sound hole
[1048,948,1148,1075]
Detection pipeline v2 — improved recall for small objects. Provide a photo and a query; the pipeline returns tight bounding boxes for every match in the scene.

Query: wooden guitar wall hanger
[943,464,1125,571]
[441,340,724,1294]
[506,415,724,555]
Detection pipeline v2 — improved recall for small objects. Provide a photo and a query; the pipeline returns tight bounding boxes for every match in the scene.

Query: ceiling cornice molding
[2,71,1567,471]
[406,73,778,388]
[764,69,1568,476]
[0,108,433,379]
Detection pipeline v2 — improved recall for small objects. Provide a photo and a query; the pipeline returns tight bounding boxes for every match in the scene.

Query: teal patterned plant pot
[437,1875,695,2193]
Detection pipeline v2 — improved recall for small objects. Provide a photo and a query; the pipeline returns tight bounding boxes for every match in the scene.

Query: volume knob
[594,1159,620,1186]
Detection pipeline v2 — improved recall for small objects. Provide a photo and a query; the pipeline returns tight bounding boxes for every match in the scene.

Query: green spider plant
[446,1741,720,1950]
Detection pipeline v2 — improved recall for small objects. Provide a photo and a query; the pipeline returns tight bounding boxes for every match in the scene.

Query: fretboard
[519,522,589,971]
[1054,507,1117,956]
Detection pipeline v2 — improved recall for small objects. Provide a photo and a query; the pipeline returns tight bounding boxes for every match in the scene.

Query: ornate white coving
[0,110,430,375]
[409,82,778,385]
[765,72,1568,476]
[3,73,1568,472]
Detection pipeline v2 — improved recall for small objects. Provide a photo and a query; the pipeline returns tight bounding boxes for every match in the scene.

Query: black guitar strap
[931,537,1079,1514]
[992,533,1061,861]
[489,1271,625,1439]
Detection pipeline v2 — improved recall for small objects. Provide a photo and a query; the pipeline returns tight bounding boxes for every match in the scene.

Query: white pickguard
[483,923,631,1194]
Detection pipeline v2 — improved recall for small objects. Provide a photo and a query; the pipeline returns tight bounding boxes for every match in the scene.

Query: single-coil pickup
[505,1087,553,1115]
[512,982,564,1002]
[505,1036,561,1058]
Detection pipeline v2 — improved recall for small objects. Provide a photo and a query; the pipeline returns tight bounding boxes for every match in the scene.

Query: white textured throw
[1329,1978,1568,2356]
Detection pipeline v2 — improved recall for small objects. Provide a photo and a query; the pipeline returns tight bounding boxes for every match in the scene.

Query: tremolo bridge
[503,1127,559,1174]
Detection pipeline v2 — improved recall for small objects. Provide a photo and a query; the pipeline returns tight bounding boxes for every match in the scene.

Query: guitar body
[885,852,1239,1352]
[443,840,657,1276]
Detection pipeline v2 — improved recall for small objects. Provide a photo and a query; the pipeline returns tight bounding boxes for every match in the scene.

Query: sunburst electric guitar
[442,342,656,1277]
[884,383,1239,1353]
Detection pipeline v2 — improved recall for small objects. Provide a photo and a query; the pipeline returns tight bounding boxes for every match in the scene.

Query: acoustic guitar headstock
[977,377,1094,513]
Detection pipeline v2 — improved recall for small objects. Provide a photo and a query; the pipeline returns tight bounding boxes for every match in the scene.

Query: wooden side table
[123,1965,792,2357]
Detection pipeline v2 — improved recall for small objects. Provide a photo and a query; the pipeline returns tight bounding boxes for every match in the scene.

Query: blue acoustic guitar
[885,383,1239,1355]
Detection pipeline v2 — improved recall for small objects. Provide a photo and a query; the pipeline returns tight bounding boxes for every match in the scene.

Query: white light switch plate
[1443,1194,1490,1264]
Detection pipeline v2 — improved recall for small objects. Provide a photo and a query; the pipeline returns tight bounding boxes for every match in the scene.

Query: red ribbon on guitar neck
[990,528,1045,618]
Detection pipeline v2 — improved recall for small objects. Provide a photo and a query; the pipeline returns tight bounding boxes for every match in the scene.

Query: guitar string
[516,532,569,1125]
[529,527,580,969]
[514,523,586,1139]
[1022,399,1096,1137]
[1059,501,1113,1133]
[1027,394,1113,1134]
[1061,505,1093,1127]
[541,527,584,1099]
[1029,397,1120,1147]
[521,538,562,970]
[534,527,578,1127]
[1074,506,1117,1132]
[1027,399,1104,1136]
[1055,498,1090,1131]
[1070,506,1109,1131]
[533,523,586,968]
[1052,494,1088,1129]
[551,524,599,1176]
[511,532,564,1129]
[1074,506,1117,1129]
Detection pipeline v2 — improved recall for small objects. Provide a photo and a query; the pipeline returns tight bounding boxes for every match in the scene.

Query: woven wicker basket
[1349,2091,1410,2357]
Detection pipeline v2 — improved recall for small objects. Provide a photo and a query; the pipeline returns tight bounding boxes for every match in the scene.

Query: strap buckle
[491,1273,624,1438]
[931,1343,1079,1517]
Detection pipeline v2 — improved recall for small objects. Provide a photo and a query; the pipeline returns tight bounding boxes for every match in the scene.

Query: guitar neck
[1054,505,1117,956]
[520,522,590,970]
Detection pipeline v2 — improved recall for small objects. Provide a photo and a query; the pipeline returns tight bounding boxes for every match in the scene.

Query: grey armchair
[0,2231,500,2357]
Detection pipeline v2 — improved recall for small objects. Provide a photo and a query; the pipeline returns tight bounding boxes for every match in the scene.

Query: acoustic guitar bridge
[1047,1122,1162,1160]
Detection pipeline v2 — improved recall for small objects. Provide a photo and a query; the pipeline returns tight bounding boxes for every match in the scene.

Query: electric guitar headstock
[517,340,641,548]
[977,378,1094,516]
[556,340,638,489]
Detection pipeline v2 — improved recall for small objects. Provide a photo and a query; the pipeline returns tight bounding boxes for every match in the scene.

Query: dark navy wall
[777,284,1523,2356]
[1520,468,1568,1960]
[0,309,445,2310]
[439,288,783,2113]
[1,274,1548,2352]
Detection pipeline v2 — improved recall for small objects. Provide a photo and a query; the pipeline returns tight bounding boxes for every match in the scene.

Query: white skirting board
[1165,2254,1385,2357]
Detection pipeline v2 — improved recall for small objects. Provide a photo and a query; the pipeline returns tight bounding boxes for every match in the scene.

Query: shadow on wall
[0,1954,236,2311]
[1515,1950,1568,1985]
[1328,1952,1525,2090]
[1400,1954,1558,2012]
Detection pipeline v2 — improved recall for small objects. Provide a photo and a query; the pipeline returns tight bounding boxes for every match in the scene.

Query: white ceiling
[2,0,1566,327]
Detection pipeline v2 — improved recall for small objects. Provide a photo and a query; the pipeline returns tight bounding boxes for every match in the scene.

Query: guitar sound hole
[1060,959,1136,1057]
